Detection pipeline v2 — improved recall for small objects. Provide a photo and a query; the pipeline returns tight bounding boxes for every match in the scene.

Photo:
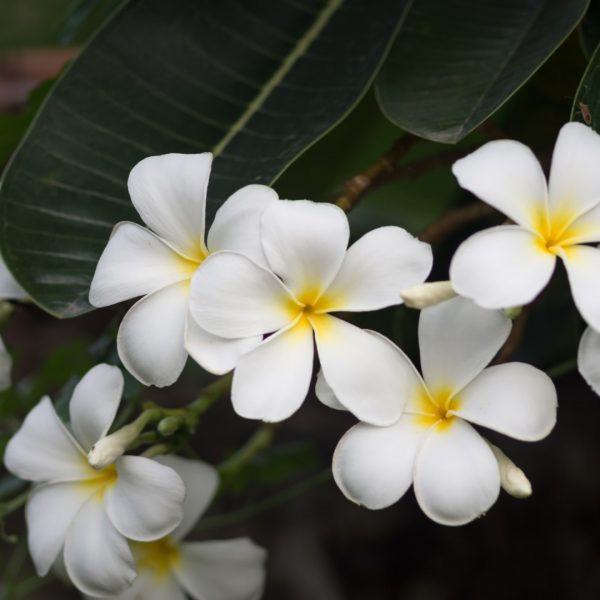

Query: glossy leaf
[0,0,409,317]
[376,0,589,143]
[572,42,600,128]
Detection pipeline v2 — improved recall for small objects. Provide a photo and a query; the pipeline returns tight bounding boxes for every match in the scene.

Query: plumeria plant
[2,1,600,598]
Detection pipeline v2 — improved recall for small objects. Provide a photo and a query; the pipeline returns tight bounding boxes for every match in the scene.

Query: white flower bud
[88,423,140,470]
[488,443,532,499]
[400,281,457,310]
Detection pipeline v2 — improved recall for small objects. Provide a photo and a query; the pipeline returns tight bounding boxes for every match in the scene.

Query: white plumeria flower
[86,455,266,600]
[89,153,278,387]
[450,122,600,329]
[331,297,557,525]
[3,364,186,596]
[0,254,29,390]
[189,200,433,424]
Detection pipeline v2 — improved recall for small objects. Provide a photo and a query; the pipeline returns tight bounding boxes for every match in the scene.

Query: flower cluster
[6,122,600,598]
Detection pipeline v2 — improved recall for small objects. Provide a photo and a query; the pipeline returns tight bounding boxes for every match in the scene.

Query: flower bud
[400,281,457,310]
[488,443,532,499]
[88,422,140,470]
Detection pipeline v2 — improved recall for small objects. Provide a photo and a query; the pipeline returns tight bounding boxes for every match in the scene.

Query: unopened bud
[503,306,522,320]
[88,422,140,470]
[400,281,457,310]
[488,443,532,499]
[157,416,183,436]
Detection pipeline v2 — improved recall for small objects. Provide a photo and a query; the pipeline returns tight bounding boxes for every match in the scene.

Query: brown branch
[493,307,531,365]
[418,202,497,245]
[333,136,418,212]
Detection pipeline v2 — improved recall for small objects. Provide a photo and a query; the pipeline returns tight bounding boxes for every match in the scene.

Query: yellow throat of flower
[532,204,585,255]
[133,536,181,582]
[415,386,461,431]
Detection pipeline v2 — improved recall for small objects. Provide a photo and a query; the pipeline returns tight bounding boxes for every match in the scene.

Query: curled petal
[578,326,600,396]
[69,364,123,452]
[117,282,189,387]
[207,184,278,266]
[127,153,211,260]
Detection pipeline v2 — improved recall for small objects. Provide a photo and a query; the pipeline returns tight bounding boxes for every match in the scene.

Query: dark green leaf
[376,0,589,144]
[579,0,600,58]
[0,0,409,317]
[572,42,600,127]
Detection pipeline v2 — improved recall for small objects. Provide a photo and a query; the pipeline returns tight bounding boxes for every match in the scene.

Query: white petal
[332,415,426,510]
[69,364,123,452]
[106,456,185,541]
[321,226,432,312]
[578,326,600,395]
[64,496,136,596]
[127,153,211,260]
[0,255,28,300]
[231,317,314,422]
[176,538,266,600]
[561,202,600,245]
[91,573,186,600]
[117,282,189,387]
[548,122,600,220]
[414,420,500,526]
[454,363,557,441]
[561,244,600,331]
[89,222,196,307]
[26,482,96,576]
[184,316,260,375]
[260,200,349,301]
[315,370,347,411]
[418,296,511,395]
[314,317,422,426]
[155,455,219,541]
[189,251,295,338]
[452,139,547,230]
[450,225,556,309]
[207,184,279,266]
[4,397,89,482]
[0,335,12,392]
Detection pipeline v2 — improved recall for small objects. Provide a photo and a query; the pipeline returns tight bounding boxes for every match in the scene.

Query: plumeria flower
[450,122,600,330]
[331,297,557,525]
[89,153,278,387]
[189,200,432,424]
[0,254,29,390]
[3,364,186,596]
[86,455,266,600]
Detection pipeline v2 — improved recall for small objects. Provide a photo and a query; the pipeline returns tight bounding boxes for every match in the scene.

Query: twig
[332,136,418,212]
[493,307,531,365]
[418,202,497,245]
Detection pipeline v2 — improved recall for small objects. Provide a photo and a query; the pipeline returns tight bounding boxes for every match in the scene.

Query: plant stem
[219,423,279,483]
[196,469,331,532]
[545,357,577,380]
[0,489,29,519]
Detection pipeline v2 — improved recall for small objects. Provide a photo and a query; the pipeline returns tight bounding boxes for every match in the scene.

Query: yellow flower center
[532,203,587,255]
[414,386,461,431]
[78,462,118,500]
[132,536,181,582]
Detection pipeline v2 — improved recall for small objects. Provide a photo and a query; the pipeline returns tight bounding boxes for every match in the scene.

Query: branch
[493,307,530,365]
[418,202,497,245]
[332,136,418,212]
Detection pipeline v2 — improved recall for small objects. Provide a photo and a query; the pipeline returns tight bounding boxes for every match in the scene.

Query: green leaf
[0,0,409,318]
[572,42,600,127]
[579,0,600,58]
[375,0,589,144]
